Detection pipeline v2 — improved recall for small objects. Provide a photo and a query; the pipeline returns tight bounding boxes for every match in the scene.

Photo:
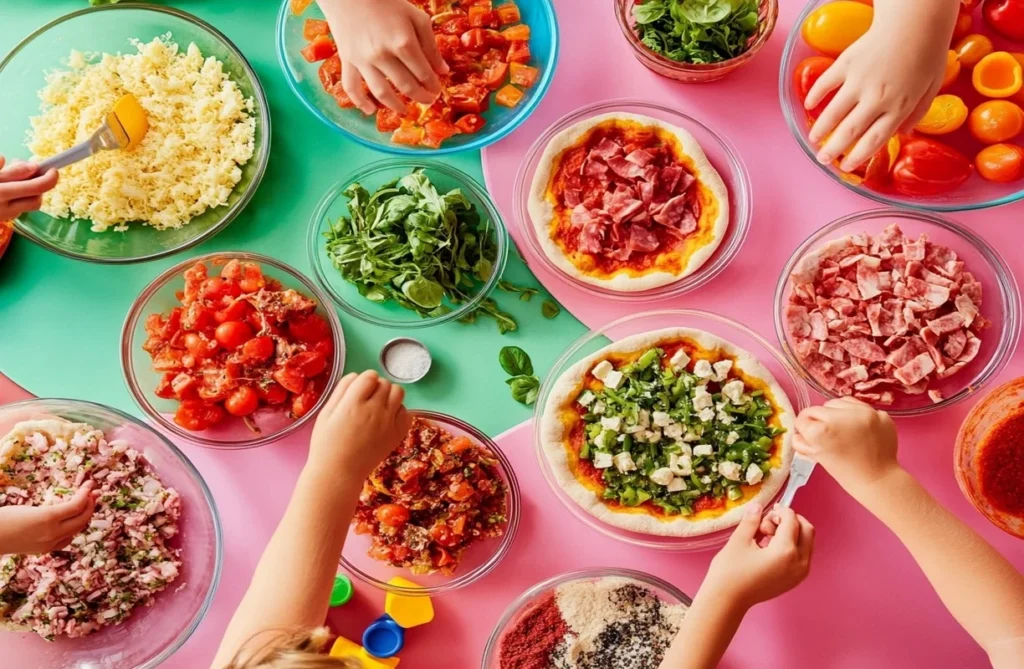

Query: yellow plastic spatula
[37,94,148,171]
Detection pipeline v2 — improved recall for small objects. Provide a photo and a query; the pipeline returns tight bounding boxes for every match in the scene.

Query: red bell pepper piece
[891,137,973,196]
[983,0,1024,41]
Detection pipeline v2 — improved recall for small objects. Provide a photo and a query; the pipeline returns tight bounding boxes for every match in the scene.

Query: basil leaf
[499,346,533,377]
[542,300,561,319]
[402,277,444,309]
[507,375,541,405]
[633,0,667,24]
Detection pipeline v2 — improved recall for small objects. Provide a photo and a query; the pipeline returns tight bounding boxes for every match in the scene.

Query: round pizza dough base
[540,327,795,537]
[527,112,731,293]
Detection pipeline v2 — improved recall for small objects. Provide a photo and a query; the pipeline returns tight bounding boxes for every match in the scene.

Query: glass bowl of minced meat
[0,398,221,668]
[0,4,270,264]
[481,568,692,669]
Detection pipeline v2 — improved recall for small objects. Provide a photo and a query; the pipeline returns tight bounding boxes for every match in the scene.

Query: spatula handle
[38,142,95,172]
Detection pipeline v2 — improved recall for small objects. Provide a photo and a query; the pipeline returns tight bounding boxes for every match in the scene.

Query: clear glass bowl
[774,209,1020,416]
[779,0,1024,212]
[121,252,346,449]
[480,567,692,668]
[0,4,270,263]
[341,411,520,596]
[513,100,752,302]
[275,0,559,156]
[309,159,508,328]
[954,377,1024,539]
[534,309,809,552]
[615,0,778,83]
[0,398,221,669]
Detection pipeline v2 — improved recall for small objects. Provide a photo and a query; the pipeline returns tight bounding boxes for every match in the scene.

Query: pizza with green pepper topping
[540,328,795,536]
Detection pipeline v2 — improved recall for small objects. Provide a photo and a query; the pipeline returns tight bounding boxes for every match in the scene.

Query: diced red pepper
[318,55,341,90]
[500,24,530,41]
[455,113,486,134]
[447,83,489,113]
[468,5,498,27]
[376,107,403,132]
[436,34,461,60]
[496,2,521,24]
[290,0,314,15]
[422,119,460,148]
[480,61,509,89]
[303,18,331,40]
[509,62,538,87]
[301,36,337,63]
[329,82,355,108]
[439,16,470,34]
[460,28,489,54]
[495,84,524,108]
[507,40,530,63]
[392,125,425,146]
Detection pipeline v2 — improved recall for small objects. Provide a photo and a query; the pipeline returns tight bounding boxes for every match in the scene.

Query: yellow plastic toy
[329,635,400,669]
[384,577,435,629]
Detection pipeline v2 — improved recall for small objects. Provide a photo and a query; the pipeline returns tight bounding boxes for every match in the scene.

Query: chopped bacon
[840,337,887,362]
[627,225,660,253]
[809,311,829,341]
[927,312,965,335]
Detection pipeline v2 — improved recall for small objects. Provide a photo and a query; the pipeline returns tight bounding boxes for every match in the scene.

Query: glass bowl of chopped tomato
[774,209,1020,417]
[780,0,1024,212]
[615,0,779,83]
[0,398,221,669]
[341,410,520,595]
[121,251,346,449]
[955,377,1024,539]
[276,0,558,155]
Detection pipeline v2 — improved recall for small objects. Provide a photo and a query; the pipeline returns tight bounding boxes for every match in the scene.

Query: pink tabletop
[3,1,1024,668]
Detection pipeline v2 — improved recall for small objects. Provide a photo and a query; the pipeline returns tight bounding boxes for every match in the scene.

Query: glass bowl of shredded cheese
[0,4,270,263]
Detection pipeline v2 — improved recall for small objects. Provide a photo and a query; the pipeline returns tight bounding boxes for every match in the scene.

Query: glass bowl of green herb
[615,0,779,83]
[309,160,509,328]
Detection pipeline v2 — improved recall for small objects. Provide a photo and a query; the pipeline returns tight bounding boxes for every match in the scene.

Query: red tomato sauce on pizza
[977,409,1024,517]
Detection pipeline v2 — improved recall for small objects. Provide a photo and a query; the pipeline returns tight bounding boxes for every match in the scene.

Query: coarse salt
[383,341,431,381]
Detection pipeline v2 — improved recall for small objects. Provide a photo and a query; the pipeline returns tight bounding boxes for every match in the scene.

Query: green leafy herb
[633,0,760,65]
[499,346,534,377]
[541,300,561,319]
[507,375,541,405]
[323,169,497,319]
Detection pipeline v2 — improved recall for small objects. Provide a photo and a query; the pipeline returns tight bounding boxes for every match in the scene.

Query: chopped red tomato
[303,18,331,40]
[500,24,530,41]
[257,382,289,405]
[454,113,486,134]
[480,61,509,89]
[447,83,489,113]
[496,2,521,24]
[460,28,489,53]
[392,125,425,145]
[509,62,538,87]
[273,366,306,394]
[444,436,475,454]
[329,82,356,109]
[375,504,411,527]
[436,34,462,60]
[397,459,428,481]
[376,107,403,132]
[448,480,476,502]
[495,84,524,108]
[291,382,321,418]
[507,40,530,63]
[291,0,314,15]
[301,36,337,63]
[319,55,341,89]
[422,120,460,148]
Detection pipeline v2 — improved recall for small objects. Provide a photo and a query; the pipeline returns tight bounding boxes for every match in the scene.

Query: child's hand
[0,158,58,221]
[702,503,814,610]
[794,397,900,497]
[321,0,448,116]
[805,2,957,172]
[0,481,96,555]
[308,370,411,479]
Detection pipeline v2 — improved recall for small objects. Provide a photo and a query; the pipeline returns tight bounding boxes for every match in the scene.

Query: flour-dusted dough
[540,328,795,537]
[527,113,730,292]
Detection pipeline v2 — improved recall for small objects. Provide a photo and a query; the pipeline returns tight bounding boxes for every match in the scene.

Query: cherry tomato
[184,332,216,360]
[969,100,1024,144]
[375,504,411,527]
[891,137,973,196]
[793,56,836,120]
[174,399,211,431]
[273,366,306,394]
[287,351,327,378]
[225,386,259,417]
[976,143,1024,182]
[443,436,475,455]
[396,459,428,482]
[256,381,289,405]
[215,320,254,349]
[291,383,321,418]
[955,33,994,68]
[214,299,251,324]
[429,523,460,547]
[241,335,275,364]
[448,480,475,502]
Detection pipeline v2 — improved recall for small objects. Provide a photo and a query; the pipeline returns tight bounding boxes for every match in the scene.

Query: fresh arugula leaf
[499,346,533,377]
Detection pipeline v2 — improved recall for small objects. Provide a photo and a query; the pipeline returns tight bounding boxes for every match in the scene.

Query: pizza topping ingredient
[786,223,987,404]
[0,421,181,640]
[499,346,541,406]
[976,407,1024,517]
[575,347,784,516]
[142,260,333,432]
[382,340,432,382]
[354,417,507,575]
[632,0,761,65]
[324,169,498,319]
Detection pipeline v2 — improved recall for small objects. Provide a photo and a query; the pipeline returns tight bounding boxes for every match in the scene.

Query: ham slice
[606,156,645,180]
[578,221,604,254]
[944,329,968,359]
[809,311,829,341]
[564,189,581,208]
[927,312,965,335]
[893,353,936,386]
[839,338,886,362]
[905,276,950,309]
[653,194,691,228]
[627,225,660,253]
[625,149,655,166]
[954,294,978,327]
[590,137,623,160]
[786,305,812,338]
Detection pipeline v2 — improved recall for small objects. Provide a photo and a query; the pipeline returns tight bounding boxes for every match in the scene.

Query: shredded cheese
[28,36,256,232]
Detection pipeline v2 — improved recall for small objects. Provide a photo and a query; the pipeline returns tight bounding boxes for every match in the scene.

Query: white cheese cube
[644,429,662,443]
[638,409,650,428]
[682,429,701,443]
[593,401,606,415]
[604,370,624,390]
[692,386,713,410]
[649,467,675,486]
[718,461,742,481]
[717,411,734,425]
[692,444,714,457]
[669,453,693,476]
[701,475,712,485]
[713,359,733,381]
[694,359,714,379]
[670,349,691,371]
[624,423,646,434]
[613,451,637,473]
[678,443,693,458]
[667,477,687,492]
[663,423,684,440]
[697,407,715,423]
[577,391,596,407]
[593,452,613,469]
[722,380,746,405]
[591,360,613,382]
[652,411,672,427]
[746,463,764,485]
[725,431,740,445]
[600,416,622,432]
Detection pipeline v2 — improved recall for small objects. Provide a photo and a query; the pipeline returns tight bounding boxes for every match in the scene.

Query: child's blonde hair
[225,627,360,669]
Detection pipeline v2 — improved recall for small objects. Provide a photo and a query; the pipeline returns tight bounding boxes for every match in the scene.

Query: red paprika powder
[498,592,568,669]
[978,410,1024,516]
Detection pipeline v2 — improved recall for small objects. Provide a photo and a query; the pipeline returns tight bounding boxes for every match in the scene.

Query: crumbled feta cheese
[670,349,690,370]
[613,452,637,473]
[593,452,613,469]
[669,453,693,476]
[697,407,715,422]
[722,380,746,405]
[701,475,712,485]
[644,429,662,443]
[638,409,650,428]
[725,431,740,445]
[678,443,693,458]
[624,423,646,434]
[682,429,701,443]
[604,370,624,389]
[713,359,733,381]
[600,416,622,432]
[652,411,672,427]
[663,423,684,440]
[692,386,713,410]
[577,391,596,407]
[649,467,675,486]
[718,461,742,481]
[746,463,764,485]
[693,359,714,378]
[591,360,613,381]
[692,444,714,457]
[667,477,687,492]
[593,401,606,415]
[617,434,626,442]
[717,411,734,425]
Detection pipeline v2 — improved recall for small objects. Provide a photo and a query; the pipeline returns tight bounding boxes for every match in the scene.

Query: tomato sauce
[978,410,1024,516]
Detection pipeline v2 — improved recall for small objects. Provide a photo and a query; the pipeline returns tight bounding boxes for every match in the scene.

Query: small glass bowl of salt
[380,338,432,383]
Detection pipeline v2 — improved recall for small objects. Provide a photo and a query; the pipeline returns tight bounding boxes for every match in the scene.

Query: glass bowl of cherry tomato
[276,0,559,155]
[780,0,1024,211]
[121,251,346,449]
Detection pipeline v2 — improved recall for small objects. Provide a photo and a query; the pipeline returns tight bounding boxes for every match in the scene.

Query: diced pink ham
[627,225,660,253]
[625,149,655,166]
[893,352,936,386]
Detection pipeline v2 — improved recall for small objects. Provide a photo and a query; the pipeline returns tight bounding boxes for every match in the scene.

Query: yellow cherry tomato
[955,34,995,68]
[916,95,969,135]
[975,143,1024,182]
[801,1,874,57]
[942,50,962,91]
[969,100,1024,144]
[973,52,1023,99]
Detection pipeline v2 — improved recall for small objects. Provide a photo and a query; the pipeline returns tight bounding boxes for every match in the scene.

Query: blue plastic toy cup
[363,615,405,658]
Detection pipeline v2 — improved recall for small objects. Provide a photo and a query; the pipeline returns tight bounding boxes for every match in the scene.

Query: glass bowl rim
[777,1,1024,213]
[120,250,346,449]
[512,98,753,302]
[2,3,272,265]
[307,158,509,329]
[480,566,693,667]
[614,0,780,74]
[532,308,811,551]
[772,207,1021,417]
[340,409,522,596]
[0,396,223,668]
[274,0,561,157]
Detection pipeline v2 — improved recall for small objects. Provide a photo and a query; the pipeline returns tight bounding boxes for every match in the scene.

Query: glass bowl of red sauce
[955,377,1024,539]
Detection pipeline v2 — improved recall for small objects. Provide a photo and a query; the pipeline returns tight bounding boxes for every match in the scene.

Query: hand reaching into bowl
[806,0,959,172]
[320,0,448,115]
[0,481,95,555]
[0,157,57,221]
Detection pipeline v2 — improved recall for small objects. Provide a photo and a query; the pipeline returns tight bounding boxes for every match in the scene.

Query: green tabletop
[0,0,586,438]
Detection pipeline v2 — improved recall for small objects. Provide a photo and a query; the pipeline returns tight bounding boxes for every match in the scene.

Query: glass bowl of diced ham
[774,209,1020,416]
